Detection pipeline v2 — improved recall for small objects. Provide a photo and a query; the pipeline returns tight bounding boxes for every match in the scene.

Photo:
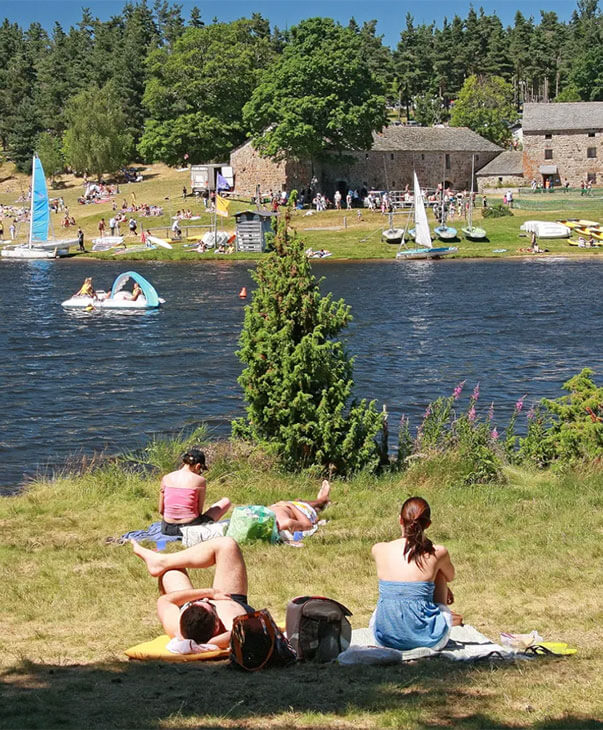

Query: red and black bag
[285,596,352,663]
[229,609,296,671]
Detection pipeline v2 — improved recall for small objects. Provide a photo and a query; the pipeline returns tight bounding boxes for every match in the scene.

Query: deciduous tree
[450,75,516,146]
[243,17,387,161]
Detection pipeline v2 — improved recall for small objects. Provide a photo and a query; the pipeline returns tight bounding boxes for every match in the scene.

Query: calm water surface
[0,257,601,493]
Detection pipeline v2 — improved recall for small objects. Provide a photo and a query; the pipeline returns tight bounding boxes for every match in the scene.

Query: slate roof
[371,126,502,153]
[476,151,524,176]
[523,102,603,132]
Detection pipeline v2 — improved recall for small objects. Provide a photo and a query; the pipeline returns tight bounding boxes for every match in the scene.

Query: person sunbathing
[269,480,331,532]
[132,536,253,648]
[159,449,231,536]
[370,496,462,651]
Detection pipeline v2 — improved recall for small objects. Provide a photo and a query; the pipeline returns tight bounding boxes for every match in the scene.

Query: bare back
[372,538,454,583]
[162,466,206,492]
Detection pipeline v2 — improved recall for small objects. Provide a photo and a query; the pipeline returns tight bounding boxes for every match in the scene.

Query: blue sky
[1,0,577,47]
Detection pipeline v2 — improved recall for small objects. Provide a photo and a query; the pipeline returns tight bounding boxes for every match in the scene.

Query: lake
[1,256,601,493]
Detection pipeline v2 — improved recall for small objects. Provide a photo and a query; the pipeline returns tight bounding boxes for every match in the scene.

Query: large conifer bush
[232,213,383,475]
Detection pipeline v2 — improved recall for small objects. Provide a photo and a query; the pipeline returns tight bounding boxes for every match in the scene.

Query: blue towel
[373,580,449,651]
[120,521,181,547]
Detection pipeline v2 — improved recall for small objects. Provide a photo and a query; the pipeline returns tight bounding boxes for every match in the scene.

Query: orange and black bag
[229,609,296,671]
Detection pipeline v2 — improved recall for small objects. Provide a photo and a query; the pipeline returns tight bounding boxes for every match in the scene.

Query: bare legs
[433,570,463,626]
[202,497,231,522]
[269,480,332,532]
[132,536,248,596]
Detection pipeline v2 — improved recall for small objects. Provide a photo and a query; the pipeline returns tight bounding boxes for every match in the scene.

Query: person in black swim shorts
[132,537,254,648]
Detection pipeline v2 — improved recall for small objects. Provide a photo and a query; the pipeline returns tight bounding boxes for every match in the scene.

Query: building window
[587,147,597,158]
[392,180,396,187]
[587,172,597,183]
[445,154,451,169]
[545,134,552,140]
[421,153,424,160]
[390,153,394,161]
[544,149,553,160]
[588,132,596,138]
[365,153,369,159]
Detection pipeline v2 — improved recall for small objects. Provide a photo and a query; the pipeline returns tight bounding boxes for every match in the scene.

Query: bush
[483,203,513,218]
[232,211,384,475]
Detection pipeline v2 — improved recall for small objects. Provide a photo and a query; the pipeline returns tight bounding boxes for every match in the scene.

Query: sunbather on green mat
[132,536,254,649]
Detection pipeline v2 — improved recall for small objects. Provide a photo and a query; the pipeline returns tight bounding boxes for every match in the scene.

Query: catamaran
[396,172,458,261]
[1,155,78,259]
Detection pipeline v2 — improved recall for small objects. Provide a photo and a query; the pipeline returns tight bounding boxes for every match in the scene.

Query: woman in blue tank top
[370,497,463,651]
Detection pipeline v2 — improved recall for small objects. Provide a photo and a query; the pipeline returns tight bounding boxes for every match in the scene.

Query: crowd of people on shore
[130,448,461,654]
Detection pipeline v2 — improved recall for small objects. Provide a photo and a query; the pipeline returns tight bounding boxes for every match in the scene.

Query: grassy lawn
[1,442,601,729]
[1,162,602,262]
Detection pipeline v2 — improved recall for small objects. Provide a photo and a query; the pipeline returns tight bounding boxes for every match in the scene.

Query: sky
[0,0,577,47]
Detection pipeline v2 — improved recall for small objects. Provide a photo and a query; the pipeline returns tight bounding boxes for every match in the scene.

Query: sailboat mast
[28,153,36,248]
[468,154,475,229]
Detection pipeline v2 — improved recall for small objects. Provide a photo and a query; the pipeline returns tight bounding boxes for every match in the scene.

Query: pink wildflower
[527,405,535,420]
[423,405,431,419]
[490,427,499,440]
[487,402,494,420]
[515,394,527,413]
[452,380,466,400]
[468,405,476,422]
[472,383,480,401]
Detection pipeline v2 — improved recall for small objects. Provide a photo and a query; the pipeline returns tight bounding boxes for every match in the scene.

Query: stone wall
[318,149,499,195]
[477,174,524,191]
[230,140,501,198]
[523,130,603,185]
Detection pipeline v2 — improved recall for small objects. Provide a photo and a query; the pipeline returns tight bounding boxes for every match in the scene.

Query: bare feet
[131,539,166,577]
[450,609,464,627]
[317,479,331,502]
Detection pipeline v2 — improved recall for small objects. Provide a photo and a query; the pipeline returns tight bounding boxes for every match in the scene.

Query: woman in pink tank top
[159,449,231,536]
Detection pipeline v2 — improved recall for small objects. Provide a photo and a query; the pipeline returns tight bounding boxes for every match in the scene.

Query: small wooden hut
[234,209,277,253]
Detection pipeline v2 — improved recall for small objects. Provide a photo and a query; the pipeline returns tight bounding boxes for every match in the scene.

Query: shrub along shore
[1,427,602,728]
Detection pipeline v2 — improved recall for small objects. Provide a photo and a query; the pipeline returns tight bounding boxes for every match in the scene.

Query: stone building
[476,151,524,191]
[522,102,603,187]
[230,126,501,198]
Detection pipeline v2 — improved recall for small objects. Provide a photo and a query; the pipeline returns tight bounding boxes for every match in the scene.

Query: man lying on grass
[132,536,254,649]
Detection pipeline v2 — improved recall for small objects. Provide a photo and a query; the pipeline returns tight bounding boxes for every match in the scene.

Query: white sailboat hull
[396,246,458,261]
[1,245,70,259]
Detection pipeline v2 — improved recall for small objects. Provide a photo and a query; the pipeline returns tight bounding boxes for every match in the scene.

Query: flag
[216,194,230,218]
[217,173,231,191]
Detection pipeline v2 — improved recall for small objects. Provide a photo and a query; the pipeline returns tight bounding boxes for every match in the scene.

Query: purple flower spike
[487,402,494,421]
[423,405,432,419]
[468,405,476,422]
[452,380,466,400]
[490,427,499,440]
[515,394,527,413]
[472,383,480,401]
[527,405,535,420]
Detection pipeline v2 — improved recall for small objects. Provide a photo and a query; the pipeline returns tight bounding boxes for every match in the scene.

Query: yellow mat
[125,634,229,662]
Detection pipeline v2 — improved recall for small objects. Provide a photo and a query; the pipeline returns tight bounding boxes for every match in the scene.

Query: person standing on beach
[77,227,85,252]
[98,218,106,238]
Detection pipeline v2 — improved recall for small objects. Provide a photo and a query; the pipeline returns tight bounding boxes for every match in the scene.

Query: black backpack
[230,609,296,671]
[285,596,352,663]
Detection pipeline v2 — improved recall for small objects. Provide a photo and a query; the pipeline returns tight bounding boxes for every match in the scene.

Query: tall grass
[0,433,601,729]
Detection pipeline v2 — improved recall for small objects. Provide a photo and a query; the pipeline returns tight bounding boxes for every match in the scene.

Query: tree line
[0,0,601,177]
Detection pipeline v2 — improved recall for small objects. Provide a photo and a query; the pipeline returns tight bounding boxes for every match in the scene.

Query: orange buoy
[239,287,247,299]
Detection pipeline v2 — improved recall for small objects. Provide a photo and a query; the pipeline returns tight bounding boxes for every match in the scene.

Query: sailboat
[396,172,458,261]
[461,155,487,241]
[1,155,79,259]
[382,211,405,244]
[434,180,457,241]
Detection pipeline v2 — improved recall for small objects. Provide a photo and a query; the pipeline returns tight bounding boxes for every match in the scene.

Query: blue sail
[30,155,50,243]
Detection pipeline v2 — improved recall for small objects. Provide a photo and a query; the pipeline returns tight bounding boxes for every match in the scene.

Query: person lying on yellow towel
[130,537,255,654]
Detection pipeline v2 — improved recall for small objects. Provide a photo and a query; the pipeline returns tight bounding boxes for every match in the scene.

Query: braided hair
[400,497,435,568]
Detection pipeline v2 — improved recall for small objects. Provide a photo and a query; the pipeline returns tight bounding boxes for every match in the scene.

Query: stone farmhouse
[522,102,603,187]
[229,126,501,198]
[476,151,524,191]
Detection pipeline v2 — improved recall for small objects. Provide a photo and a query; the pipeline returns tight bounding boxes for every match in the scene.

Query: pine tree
[232,212,384,475]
